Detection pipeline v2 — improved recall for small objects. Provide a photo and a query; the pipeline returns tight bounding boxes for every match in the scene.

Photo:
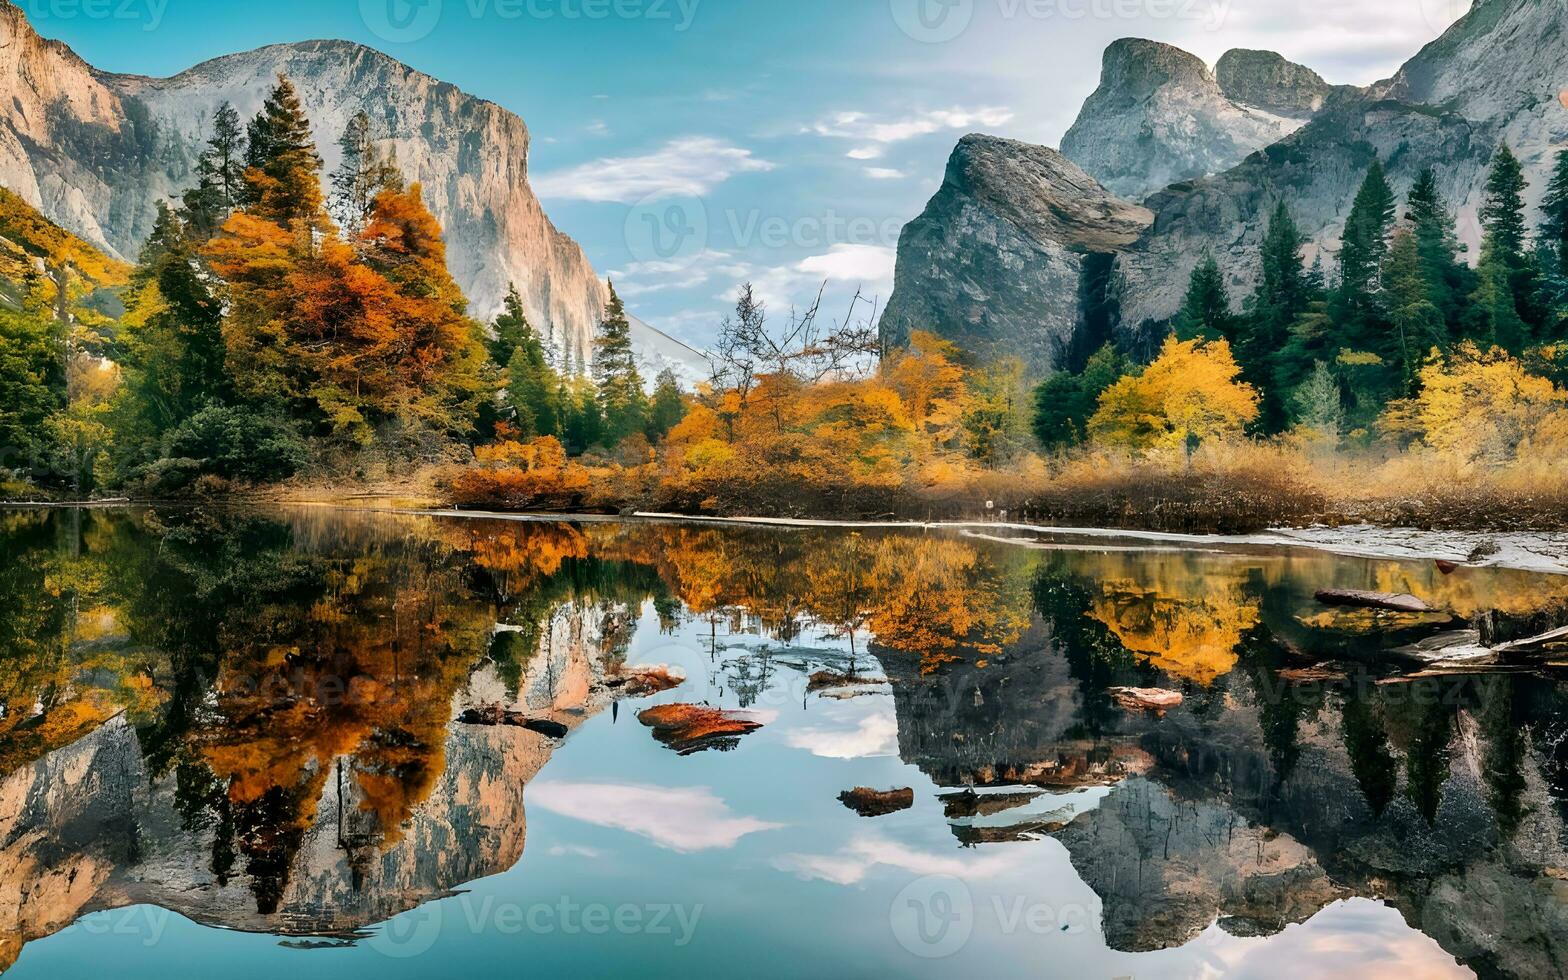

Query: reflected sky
[4,506,1565,978]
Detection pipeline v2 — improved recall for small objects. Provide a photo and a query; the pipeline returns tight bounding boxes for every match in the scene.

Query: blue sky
[28,0,1470,347]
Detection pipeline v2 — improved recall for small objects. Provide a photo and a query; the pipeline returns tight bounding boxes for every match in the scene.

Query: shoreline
[10,500,1568,576]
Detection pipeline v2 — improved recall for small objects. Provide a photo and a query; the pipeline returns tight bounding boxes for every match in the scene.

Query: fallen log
[1315,589,1431,613]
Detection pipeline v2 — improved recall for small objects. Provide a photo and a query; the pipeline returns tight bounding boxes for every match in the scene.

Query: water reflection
[3,507,1568,977]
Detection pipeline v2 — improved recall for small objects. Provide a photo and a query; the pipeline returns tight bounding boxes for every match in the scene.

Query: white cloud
[530,782,783,852]
[533,137,776,203]
[810,106,1014,154]
[797,243,897,284]
[863,167,906,180]
[717,244,898,323]
[612,250,751,298]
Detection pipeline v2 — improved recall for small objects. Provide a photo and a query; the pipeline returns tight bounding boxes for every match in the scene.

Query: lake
[3,506,1568,979]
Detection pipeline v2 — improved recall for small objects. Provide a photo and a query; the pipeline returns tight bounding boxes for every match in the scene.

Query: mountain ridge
[0,3,647,367]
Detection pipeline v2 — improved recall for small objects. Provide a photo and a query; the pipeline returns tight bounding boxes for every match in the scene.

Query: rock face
[878,134,1152,373]
[0,2,611,360]
[0,601,633,964]
[1215,49,1336,117]
[1059,40,1323,202]
[888,0,1567,358]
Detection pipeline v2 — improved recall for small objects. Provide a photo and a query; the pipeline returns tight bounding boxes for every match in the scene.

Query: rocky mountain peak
[1215,49,1333,116]
[1095,38,1215,103]
[0,2,712,375]
[879,133,1151,372]
[1059,37,1323,201]
[947,134,1153,252]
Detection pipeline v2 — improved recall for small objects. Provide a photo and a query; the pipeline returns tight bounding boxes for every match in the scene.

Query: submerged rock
[1108,687,1184,714]
[456,707,570,739]
[806,670,887,692]
[605,664,686,698]
[838,787,915,817]
[637,704,765,755]
[1315,589,1432,613]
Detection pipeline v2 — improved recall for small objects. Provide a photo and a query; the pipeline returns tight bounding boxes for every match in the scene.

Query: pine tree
[497,289,561,440]
[1543,149,1568,268]
[592,282,647,445]
[1333,160,1397,348]
[1481,143,1529,270]
[1031,343,1128,450]
[1474,237,1529,351]
[241,75,325,230]
[1174,253,1233,341]
[182,102,247,238]
[1405,167,1471,334]
[1383,225,1447,395]
[647,368,687,442]
[329,111,404,235]
[488,285,534,364]
[1291,360,1343,444]
[1243,201,1314,431]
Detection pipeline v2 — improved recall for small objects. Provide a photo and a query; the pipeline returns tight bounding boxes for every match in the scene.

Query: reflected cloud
[775,833,1019,886]
[784,712,899,759]
[530,781,783,852]
[1196,899,1470,979]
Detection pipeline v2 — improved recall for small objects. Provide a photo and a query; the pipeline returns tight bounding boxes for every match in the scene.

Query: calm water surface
[4,507,1568,979]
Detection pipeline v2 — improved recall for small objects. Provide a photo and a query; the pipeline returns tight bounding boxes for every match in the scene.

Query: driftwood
[1315,589,1432,613]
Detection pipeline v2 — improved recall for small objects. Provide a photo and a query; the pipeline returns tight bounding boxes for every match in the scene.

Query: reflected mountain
[5,509,1568,977]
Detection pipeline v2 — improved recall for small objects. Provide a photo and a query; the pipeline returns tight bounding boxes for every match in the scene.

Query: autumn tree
[1389,342,1568,465]
[1031,344,1129,450]
[1089,335,1259,451]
